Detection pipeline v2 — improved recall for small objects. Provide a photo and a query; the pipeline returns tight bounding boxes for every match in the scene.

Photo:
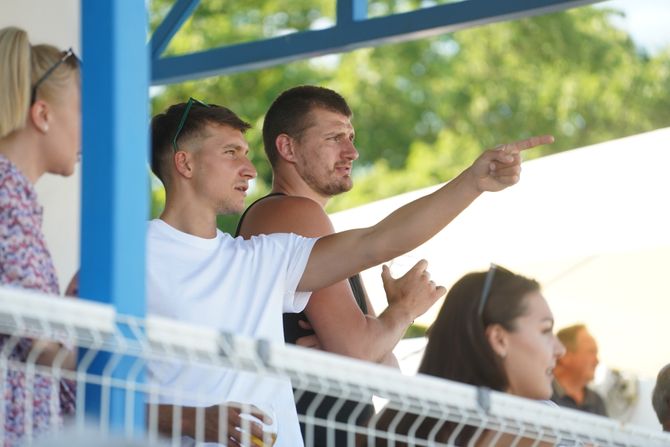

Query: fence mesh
[1,287,668,446]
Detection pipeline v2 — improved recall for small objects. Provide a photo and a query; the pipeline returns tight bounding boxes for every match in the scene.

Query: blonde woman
[0,26,81,445]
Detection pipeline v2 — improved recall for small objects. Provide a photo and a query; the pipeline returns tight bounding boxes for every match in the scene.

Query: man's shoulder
[240,194,333,238]
[585,386,606,405]
[253,194,325,216]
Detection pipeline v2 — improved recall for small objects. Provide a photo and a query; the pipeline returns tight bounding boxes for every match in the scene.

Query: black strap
[234,192,286,237]
[348,273,368,314]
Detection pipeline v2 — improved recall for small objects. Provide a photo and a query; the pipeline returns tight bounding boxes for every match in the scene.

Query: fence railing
[1,287,668,446]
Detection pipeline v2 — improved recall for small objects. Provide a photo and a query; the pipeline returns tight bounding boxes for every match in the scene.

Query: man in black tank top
[236,86,444,446]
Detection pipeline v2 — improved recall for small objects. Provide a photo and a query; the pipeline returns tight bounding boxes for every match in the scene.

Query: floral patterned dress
[0,154,75,446]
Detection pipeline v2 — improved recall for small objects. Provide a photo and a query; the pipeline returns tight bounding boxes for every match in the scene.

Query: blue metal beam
[149,0,202,60]
[152,0,601,85]
[81,0,149,435]
[337,0,368,24]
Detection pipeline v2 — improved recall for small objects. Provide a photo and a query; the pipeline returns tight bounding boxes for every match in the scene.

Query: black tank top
[235,192,369,343]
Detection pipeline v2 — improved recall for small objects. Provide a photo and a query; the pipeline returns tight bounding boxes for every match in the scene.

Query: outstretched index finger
[501,135,554,154]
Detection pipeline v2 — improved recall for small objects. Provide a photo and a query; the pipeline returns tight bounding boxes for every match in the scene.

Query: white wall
[1,0,81,293]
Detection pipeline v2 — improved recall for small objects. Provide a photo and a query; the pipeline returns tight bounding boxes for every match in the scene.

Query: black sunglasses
[172,97,210,152]
[477,263,498,319]
[30,47,80,105]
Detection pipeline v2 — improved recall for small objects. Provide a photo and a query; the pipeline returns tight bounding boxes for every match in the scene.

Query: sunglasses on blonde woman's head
[172,97,210,152]
[30,48,80,105]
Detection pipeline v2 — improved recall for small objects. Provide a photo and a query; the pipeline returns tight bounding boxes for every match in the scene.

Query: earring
[43,124,49,132]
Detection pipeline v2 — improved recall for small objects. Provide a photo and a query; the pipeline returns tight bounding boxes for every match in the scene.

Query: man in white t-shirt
[147,98,553,446]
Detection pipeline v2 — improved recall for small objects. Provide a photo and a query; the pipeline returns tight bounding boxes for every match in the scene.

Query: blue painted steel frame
[151,0,600,85]
[150,0,201,60]
[80,0,148,434]
[337,0,368,24]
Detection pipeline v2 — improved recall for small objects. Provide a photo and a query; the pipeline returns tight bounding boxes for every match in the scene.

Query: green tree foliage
[148,1,670,223]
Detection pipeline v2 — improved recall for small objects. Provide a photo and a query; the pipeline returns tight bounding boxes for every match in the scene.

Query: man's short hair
[652,364,670,425]
[262,85,352,167]
[151,101,251,185]
[556,324,587,353]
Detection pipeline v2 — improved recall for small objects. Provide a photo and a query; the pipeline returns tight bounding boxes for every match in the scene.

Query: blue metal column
[80,0,148,436]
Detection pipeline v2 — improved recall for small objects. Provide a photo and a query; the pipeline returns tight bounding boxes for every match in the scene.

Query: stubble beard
[216,196,244,216]
[294,150,354,197]
[303,169,353,198]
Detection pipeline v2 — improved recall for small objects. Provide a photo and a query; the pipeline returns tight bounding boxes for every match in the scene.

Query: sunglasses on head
[30,47,80,105]
[477,263,499,319]
[172,97,211,152]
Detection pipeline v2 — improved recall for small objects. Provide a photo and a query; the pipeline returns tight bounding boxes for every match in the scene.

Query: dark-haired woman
[375,265,565,446]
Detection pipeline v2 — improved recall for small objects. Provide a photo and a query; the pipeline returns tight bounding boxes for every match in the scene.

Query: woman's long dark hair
[420,267,539,389]
[374,267,540,446]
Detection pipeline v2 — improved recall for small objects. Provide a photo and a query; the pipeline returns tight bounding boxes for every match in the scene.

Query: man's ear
[29,100,50,133]
[485,324,510,359]
[173,150,193,179]
[275,134,297,162]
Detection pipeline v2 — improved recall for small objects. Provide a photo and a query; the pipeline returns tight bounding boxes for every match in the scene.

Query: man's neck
[271,171,329,208]
[554,370,587,404]
[160,197,218,239]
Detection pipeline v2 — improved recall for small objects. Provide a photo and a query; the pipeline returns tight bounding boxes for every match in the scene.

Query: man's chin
[217,204,245,216]
[332,180,354,195]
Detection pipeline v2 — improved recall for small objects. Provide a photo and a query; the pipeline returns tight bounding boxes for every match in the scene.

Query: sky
[599,0,670,54]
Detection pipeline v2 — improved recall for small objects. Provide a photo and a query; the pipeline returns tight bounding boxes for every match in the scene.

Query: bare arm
[238,198,443,363]
[301,262,436,363]
[357,281,400,367]
[298,136,554,292]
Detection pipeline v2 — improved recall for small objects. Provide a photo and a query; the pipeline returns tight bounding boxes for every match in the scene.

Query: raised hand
[470,135,554,192]
[381,259,446,323]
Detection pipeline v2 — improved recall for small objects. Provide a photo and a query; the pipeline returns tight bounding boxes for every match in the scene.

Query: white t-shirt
[146,219,317,447]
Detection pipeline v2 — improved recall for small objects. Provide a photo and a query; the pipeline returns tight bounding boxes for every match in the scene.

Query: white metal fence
[1,287,668,446]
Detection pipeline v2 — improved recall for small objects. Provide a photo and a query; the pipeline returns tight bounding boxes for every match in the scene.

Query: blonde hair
[0,26,79,139]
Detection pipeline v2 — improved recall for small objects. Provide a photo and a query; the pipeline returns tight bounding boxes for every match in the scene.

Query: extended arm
[298,136,553,292]
[238,200,444,363]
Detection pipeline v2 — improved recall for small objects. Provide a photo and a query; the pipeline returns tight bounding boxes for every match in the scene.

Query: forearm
[362,305,414,363]
[300,170,479,292]
[156,404,220,442]
[352,300,427,365]
[324,313,407,363]
[312,302,410,364]
[304,281,408,363]
[365,169,480,264]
